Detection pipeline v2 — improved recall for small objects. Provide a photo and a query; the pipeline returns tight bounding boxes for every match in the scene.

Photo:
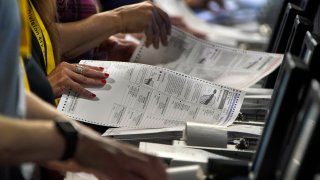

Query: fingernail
[99,67,104,71]
[101,79,106,84]
[91,93,96,98]
[104,73,109,78]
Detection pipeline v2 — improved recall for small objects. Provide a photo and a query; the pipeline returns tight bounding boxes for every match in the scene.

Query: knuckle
[61,68,68,74]
[145,11,153,18]
[80,88,87,94]
[61,76,69,83]
[145,1,153,6]
[82,67,88,74]
[75,86,85,94]
[81,76,88,83]
[60,61,68,67]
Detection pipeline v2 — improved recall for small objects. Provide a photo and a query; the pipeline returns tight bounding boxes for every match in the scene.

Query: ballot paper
[103,122,262,148]
[244,87,273,95]
[241,94,271,110]
[58,61,245,128]
[154,0,268,46]
[227,123,263,138]
[102,126,185,140]
[139,142,230,162]
[102,126,185,145]
[130,27,283,90]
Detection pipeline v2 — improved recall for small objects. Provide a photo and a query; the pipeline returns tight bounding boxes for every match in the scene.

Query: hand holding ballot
[58,60,245,128]
[130,26,283,90]
[48,62,109,99]
[114,1,171,48]
[58,26,283,129]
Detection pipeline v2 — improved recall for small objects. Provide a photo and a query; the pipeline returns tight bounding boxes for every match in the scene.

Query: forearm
[0,116,64,164]
[57,11,122,58]
[61,35,108,59]
[26,91,62,119]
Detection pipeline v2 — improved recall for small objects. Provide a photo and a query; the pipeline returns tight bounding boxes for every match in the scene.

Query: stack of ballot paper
[240,87,273,121]
[242,87,272,110]
[103,122,262,148]
[102,126,185,145]
[139,142,231,162]
[241,94,271,110]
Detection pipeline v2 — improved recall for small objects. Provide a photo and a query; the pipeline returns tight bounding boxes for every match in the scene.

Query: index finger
[80,64,104,72]
[155,6,171,35]
[80,66,109,79]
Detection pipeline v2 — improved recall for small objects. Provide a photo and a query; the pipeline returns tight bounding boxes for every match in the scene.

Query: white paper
[58,61,245,128]
[227,124,263,138]
[241,94,271,110]
[130,27,283,90]
[102,126,185,143]
[139,142,230,162]
[102,126,184,136]
[244,87,273,95]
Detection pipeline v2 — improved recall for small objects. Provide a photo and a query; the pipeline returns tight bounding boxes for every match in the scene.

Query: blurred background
[99,0,285,50]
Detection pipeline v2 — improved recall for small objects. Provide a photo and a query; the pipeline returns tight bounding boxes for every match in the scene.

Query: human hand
[95,37,138,62]
[113,1,171,49]
[48,62,109,99]
[45,124,168,180]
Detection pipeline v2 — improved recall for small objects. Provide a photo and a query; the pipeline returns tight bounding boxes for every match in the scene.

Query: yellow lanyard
[20,0,31,91]
[27,0,56,75]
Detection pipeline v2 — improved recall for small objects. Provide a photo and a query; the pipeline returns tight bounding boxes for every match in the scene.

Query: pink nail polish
[101,79,106,84]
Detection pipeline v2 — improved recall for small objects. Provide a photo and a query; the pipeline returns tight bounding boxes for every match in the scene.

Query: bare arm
[0,92,66,164]
[26,90,62,119]
[2,91,169,179]
[0,116,64,164]
[57,11,121,59]
[58,1,171,59]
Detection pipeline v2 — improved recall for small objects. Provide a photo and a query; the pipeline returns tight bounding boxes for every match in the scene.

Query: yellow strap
[20,57,30,91]
[20,0,31,57]
[20,0,31,91]
[27,0,56,75]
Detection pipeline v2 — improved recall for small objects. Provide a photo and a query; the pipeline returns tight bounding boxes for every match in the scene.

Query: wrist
[54,117,79,161]
[109,9,125,33]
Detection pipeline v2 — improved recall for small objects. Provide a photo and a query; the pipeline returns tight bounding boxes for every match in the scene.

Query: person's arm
[58,1,171,59]
[23,91,168,180]
[0,112,168,179]
[0,116,65,164]
[26,90,61,119]
[57,11,120,59]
